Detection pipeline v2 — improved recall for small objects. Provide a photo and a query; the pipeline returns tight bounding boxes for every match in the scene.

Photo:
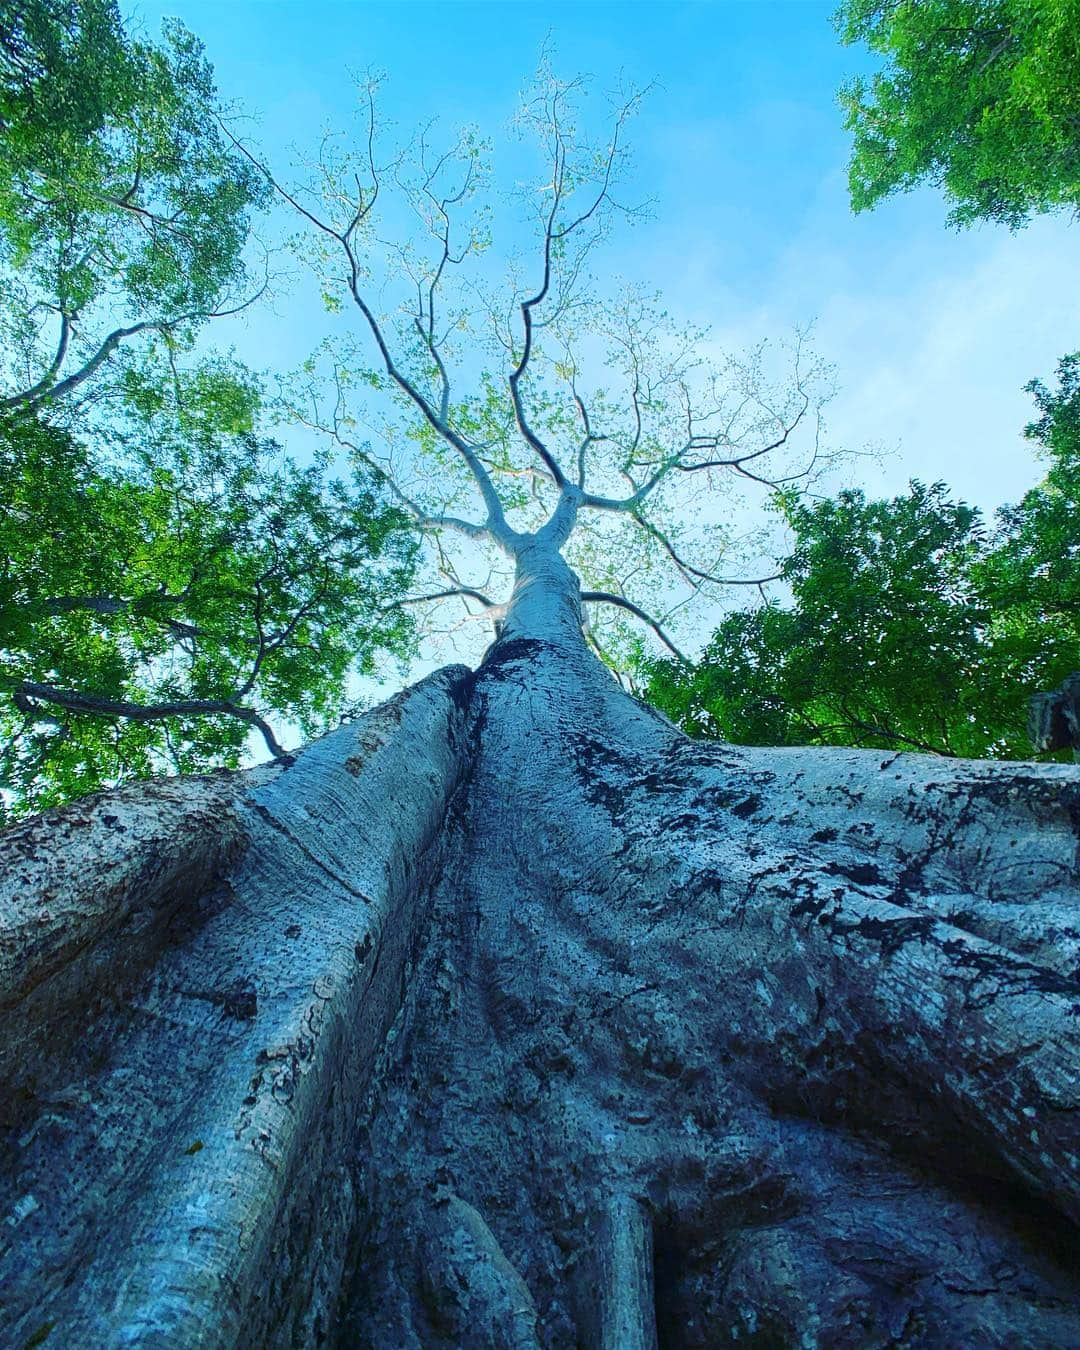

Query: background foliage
[836,0,1080,228]
[647,0,1080,758]
[647,358,1080,759]
[0,0,417,821]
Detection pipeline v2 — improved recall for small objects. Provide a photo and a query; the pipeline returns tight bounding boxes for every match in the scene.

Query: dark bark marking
[823,859,888,888]
[478,636,550,679]
[249,801,374,907]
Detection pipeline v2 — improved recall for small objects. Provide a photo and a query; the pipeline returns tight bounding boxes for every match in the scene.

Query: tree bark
[2,547,1079,1347]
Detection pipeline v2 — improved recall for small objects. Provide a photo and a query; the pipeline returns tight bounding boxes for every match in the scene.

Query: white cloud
[664,180,1080,516]
[803,220,1080,512]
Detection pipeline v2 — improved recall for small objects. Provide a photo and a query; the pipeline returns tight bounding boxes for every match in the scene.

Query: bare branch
[674,391,810,473]
[1,319,154,409]
[811,704,952,758]
[506,82,638,490]
[581,591,688,662]
[631,514,783,589]
[398,585,498,610]
[2,311,73,407]
[343,229,510,536]
[580,456,680,514]
[387,586,505,632]
[292,406,493,543]
[581,389,816,516]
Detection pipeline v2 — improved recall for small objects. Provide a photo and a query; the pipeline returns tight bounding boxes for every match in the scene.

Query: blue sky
[130,0,1080,515]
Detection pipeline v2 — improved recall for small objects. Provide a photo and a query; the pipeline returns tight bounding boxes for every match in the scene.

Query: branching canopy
[237,67,838,666]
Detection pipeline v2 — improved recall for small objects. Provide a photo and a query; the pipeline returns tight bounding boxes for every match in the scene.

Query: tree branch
[394,585,500,611]
[581,591,688,662]
[1,279,270,411]
[224,109,513,546]
[631,514,783,589]
[2,311,73,407]
[12,681,293,763]
[0,320,156,409]
[507,81,636,491]
[341,264,511,540]
[674,392,810,473]
[296,409,492,543]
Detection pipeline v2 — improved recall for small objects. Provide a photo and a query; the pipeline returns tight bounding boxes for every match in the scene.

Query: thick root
[596,1193,657,1350]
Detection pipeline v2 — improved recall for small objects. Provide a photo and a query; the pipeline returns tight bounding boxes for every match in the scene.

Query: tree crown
[837,0,1080,227]
[246,69,837,668]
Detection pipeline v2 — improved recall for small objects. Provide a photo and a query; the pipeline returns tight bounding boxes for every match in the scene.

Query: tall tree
[0,1,418,814]
[1,62,1078,1349]
[836,0,1080,227]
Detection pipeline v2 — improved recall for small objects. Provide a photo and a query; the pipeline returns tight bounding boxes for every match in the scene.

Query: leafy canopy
[646,359,1080,759]
[0,363,417,822]
[0,0,270,411]
[836,0,1080,227]
[0,1,418,820]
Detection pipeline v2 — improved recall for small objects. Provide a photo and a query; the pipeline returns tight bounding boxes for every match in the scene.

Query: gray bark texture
[2,547,1079,1348]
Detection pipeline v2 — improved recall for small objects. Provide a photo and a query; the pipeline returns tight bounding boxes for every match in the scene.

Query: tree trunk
[2,550,1079,1347]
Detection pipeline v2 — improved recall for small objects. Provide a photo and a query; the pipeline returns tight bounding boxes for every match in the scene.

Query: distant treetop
[836,0,1080,228]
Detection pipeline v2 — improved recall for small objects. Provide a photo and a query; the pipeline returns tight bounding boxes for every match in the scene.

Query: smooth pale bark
[1,542,1078,1346]
[1,670,468,1345]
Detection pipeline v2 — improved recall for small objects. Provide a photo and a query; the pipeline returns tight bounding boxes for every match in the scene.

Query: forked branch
[1,280,271,412]
[508,80,639,491]
[223,106,513,547]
